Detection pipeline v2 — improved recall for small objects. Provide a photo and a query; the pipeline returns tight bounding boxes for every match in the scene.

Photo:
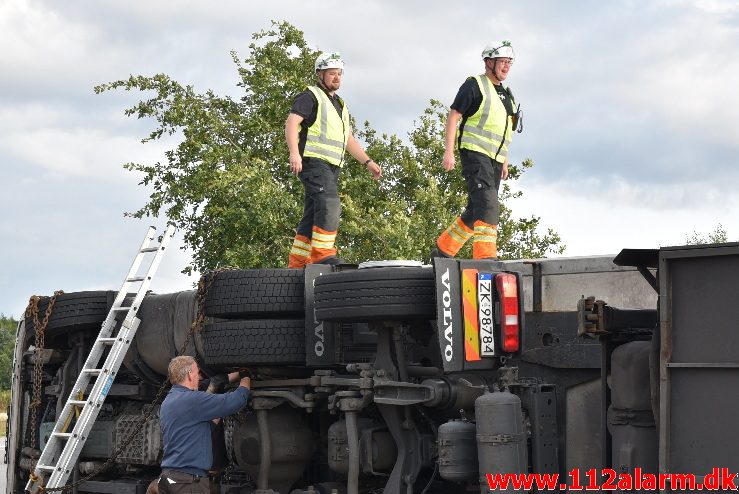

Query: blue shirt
[160,384,250,476]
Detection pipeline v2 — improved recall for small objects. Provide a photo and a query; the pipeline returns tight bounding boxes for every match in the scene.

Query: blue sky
[2,0,738,317]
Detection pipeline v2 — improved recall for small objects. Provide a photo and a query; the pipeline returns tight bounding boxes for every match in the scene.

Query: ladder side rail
[89,225,158,344]
[121,225,176,328]
[32,365,101,489]
[123,225,157,288]
[45,381,110,488]
[41,315,138,454]
[48,337,112,435]
[48,223,172,417]
[105,225,157,313]
[32,336,109,474]
[29,356,102,484]
[26,225,176,492]
[65,341,110,403]
[46,318,142,488]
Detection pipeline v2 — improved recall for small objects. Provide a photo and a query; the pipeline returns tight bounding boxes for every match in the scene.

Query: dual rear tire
[200,266,436,366]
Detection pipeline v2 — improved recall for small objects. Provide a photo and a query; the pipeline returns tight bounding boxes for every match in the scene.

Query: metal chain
[38,268,231,492]
[25,291,64,454]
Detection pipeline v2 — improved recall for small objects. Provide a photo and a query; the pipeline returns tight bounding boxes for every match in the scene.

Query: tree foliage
[0,314,18,390]
[685,224,729,245]
[96,21,564,273]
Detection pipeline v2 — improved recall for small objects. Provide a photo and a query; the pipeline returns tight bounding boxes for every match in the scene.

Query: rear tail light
[495,273,520,352]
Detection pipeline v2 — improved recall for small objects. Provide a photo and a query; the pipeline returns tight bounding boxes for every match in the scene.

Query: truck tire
[200,320,305,366]
[203,269,305,318]
[314,267,436,322]
[25,291,114,336]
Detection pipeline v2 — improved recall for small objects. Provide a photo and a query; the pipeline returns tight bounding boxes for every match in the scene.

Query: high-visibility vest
[303,86,350,167]
[458,75,514,163]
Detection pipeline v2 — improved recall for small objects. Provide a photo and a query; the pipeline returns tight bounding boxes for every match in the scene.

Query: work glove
[206,374,229,394]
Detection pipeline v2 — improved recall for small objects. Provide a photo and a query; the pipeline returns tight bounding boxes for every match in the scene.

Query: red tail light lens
[495,273,520,352]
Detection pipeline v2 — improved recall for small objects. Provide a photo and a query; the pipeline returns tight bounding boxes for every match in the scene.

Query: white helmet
[315,52,345,71]
[481,40,515,61]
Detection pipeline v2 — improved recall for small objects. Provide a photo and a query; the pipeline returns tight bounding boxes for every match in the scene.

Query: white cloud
[509,174,739,256]
[619,8,739,148]
[0,0,102,93]
[1,125,169,180]
[674,0,739,16]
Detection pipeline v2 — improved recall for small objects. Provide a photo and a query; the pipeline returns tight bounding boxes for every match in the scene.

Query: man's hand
[206,374,229,394]
[289,152,303,175]
[443,150,456,171]
[367,161,382,180]
[502,159,509,180]
[239,376,251,390]
[226,368,250,384]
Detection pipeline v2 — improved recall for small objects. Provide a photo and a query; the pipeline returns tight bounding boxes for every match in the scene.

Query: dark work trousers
[296,159,341,239]
[459,149,503,226]
[158,470,210,494]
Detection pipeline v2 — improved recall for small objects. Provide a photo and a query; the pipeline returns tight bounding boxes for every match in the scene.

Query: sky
[1,0,738,318]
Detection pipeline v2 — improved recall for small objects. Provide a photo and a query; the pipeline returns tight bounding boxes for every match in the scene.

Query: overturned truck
[6,243,739,493]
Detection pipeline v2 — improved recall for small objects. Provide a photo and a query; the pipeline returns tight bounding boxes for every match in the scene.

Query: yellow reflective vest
[303,86,350,167]
[458,75,514,163]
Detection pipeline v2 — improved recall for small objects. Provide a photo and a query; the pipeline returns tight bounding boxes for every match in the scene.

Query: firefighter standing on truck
[432,40,522,260]
[285,52,382,268]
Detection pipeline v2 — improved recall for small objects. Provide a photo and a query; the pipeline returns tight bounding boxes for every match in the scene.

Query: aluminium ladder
[26,224,177,493]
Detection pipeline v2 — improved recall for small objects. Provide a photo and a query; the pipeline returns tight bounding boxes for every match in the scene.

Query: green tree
[0,314,18,390]
[685,224,729,245]
[96,21,563,273]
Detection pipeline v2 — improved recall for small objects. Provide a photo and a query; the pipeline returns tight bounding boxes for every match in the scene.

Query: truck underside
[6,244,738,494]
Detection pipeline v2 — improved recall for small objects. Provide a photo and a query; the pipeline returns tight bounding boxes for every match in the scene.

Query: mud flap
[434,258,518,373]
[434,258,464,373]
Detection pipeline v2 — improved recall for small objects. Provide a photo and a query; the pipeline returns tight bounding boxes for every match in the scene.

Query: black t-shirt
[290,88,345,155]
[450,77,515,137]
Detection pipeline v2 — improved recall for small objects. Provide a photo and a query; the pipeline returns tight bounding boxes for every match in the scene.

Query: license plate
[478,273,495,356]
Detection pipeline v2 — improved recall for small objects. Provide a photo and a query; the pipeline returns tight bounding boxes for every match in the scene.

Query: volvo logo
[441,268,454,362]
[314,323,325,357]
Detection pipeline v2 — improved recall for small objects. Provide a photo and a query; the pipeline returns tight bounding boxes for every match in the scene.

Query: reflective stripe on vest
[459,75,513,163]
[303,86,349,167]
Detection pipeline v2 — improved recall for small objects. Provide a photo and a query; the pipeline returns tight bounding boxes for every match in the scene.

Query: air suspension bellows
[475,390,527,493]
[609,341,657,476]
[438,419,478,482]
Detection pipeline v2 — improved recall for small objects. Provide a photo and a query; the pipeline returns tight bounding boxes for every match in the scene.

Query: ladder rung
[97,338,117,344]
[69,400,87,406]
[140,246,161,253]
[36,464,55,471]
[111,306,131,312]
[126,277,147,282]
[51,432,72,439]
[81,369,103,375]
